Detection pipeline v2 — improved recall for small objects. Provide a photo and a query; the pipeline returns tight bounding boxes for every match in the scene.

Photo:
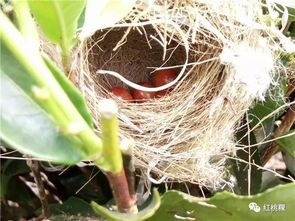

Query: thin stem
[26,159,50,219]
[52,0,71,73]
[97,99,123,173]
[12,0,39,47]
[106,170,136,213]
[62,50,71,75]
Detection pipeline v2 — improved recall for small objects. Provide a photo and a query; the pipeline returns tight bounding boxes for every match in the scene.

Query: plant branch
[261,100,295,165]
[26,159,50,219]
[96,99,136,213]
[96,99,123,173]
[106,170,136,213]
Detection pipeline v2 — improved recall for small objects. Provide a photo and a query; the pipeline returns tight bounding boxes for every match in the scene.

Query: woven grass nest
[71,0,292,189]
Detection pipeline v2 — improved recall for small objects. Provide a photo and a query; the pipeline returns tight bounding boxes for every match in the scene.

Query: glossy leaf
[276,130,295,157]
[148,183,295,221]
[0,38,85,164]
[0,74,85,164]
[91,188,161,221]
[28,0,86,52]
[43,55,93,127]
[1,41,37,97]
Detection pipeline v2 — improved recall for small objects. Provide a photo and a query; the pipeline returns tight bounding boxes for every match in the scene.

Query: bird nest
[71,0,289,189]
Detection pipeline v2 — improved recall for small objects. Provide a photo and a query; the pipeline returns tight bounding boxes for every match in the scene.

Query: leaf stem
[12,0,39,47]
[52,0,71,73]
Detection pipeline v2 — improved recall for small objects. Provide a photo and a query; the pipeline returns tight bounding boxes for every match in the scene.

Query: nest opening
[87,26,189,92]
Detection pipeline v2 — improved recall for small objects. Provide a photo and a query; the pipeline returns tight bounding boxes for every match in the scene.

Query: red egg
[132,82,156,102]
[111,87,133,101]
[152,69,177,87]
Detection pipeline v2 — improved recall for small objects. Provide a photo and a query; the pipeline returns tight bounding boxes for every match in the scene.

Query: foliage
[147,183,295,221]
[28,0,86,63]
[276,130,295,157]
[43,55,93,127]
[0,0,294,220]
[0,73,85,164]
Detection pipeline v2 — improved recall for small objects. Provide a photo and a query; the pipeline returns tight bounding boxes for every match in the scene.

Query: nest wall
[76,29,251,188]
[71,0,290,189]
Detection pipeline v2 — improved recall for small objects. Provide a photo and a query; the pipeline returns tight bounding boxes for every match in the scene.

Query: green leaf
[274,1,295,22]
[283,152,295,176]
[49,197,96,217]
[58,167,109,204]
[0,40,37,97]
[289,22,295,36]
[248,99,285,139]
[0,74,85,164]
[2,160,30,178]
[0,38,85,164]
[232,125,262,195]
[28,0,86,52]
[43,55,93,127]
[248,79,286,137]
[49,215,92,221]
[260,172,284,192]
[1,160,30,199]
[276,130,295,157]
[0,174,9,199]
[148,183,295,221]
[4,176,33,204]
[91,188,161,221]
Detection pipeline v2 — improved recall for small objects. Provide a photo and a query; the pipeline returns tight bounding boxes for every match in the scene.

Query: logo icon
[249,202,261,213]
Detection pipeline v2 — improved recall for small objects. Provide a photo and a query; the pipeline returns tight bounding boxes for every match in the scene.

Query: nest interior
[77,23,255,189]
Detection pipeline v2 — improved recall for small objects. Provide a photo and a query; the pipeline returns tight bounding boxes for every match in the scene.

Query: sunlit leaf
[43,55,93,127]
[28,0,86,53]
